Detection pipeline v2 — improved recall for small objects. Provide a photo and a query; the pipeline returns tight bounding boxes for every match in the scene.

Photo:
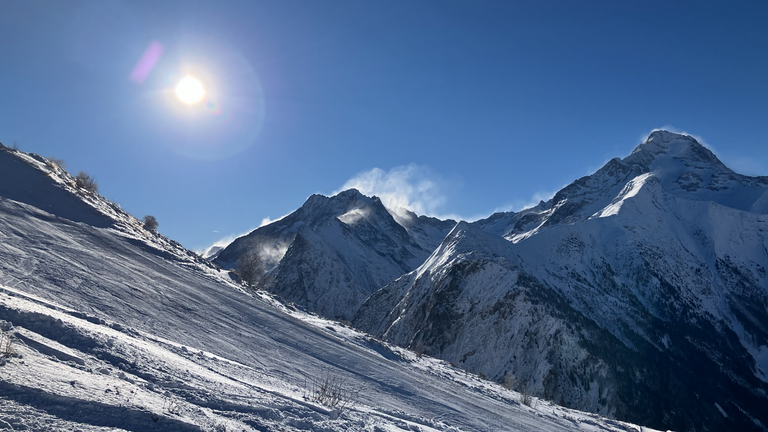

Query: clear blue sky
[2,1,767,251]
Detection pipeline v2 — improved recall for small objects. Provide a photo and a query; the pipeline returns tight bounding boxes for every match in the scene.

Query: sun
[176,76,204,104]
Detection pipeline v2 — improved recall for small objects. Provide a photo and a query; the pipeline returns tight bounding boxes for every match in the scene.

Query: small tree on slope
[142,215,159,231]
[238,252,260,290]
[75,171,98,193]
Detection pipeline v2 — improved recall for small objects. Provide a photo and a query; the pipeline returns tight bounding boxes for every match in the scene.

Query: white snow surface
[0,145,662,431]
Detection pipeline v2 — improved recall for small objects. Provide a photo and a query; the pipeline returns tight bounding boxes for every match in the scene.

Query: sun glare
[176,76,204,104]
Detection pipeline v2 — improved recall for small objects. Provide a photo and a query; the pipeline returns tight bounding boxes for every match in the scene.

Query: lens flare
[129,41,164,84]
[176,77,204,104]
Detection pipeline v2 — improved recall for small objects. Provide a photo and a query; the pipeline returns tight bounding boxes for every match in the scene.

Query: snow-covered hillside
[355,131,768,432]
[213,189,455,320]
[0,143,663,431]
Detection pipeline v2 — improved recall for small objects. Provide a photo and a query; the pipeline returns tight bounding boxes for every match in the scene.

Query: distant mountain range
[216,131,768,432]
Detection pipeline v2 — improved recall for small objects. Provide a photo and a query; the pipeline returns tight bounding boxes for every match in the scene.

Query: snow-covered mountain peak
[213,188,457,319]
[617,131,768,213]
[297,188,377,222]
[627,130,728,172]
[473,130,768,246]
[635,129,696,152]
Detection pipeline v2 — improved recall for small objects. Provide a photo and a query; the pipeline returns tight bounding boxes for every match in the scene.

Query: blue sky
[1,1,767,251]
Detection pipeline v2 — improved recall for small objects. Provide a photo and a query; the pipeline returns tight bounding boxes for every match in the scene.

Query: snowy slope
[0,144,662,431]
[355,131,768,432]
[213,189,455,320]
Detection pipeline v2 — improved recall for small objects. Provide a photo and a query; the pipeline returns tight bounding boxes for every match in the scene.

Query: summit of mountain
[213,188,456,319]
[472,130,768,241]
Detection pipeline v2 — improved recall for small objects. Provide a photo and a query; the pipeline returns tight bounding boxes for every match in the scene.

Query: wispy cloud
[336,164,455,218]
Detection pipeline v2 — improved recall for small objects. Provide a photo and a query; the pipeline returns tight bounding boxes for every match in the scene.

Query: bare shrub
[237,252,260,289]
[11,141,18,151]
[411,339,426,358]
[142,215,159,231]
[162,396,184,415]
[47,157,66,170]
[518,382,535,407]
[502,371,516,390]
[304,369,363,413]
[501,370,534,407]
[75,171,98,193]
[0,321,15,358]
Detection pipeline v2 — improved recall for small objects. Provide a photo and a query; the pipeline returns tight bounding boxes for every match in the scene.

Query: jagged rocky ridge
[220,131,768,432]
[214,189,455,319]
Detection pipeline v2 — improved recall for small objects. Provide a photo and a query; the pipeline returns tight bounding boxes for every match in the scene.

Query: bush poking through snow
[519,384,535,408]
[411,340,426,358]
[502,371,516,390]
[304,369,363,413]
[75,171,98,193]
[501,369,536,407]
[162,395,184,415]
[0,321,15,359]
[142,215,159,231]
[47,157,66,170]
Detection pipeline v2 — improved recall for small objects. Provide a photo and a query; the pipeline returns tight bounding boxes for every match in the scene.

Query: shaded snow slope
[0,144,661,431]
[214,189,455,320]
[356,132,768,432]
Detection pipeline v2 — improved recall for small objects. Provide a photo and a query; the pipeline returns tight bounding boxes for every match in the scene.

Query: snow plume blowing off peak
[638,126,714,150]
[337,164,457,223]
